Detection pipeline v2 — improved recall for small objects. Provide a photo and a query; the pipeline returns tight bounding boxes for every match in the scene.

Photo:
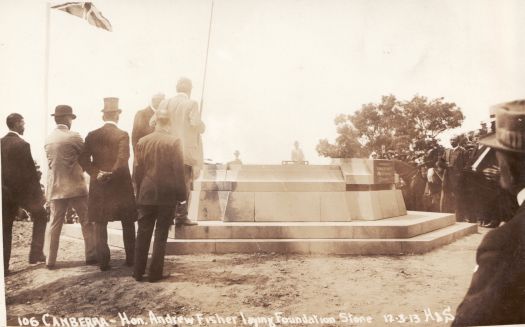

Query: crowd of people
[1,77,203,282]
[385,122,517,228]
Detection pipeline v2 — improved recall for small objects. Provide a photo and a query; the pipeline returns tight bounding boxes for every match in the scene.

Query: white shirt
[8,130,22,138]
[104,121,118,127]
[517,188,525,206]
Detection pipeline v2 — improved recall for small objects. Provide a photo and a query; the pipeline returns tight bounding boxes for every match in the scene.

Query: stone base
[62,212,477,255]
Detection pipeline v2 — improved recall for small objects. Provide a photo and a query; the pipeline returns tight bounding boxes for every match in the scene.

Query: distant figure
[80,98,137,271]
[158,77,204,226]
[291,141,305,163]
[133,107,187,282]
[441,135,467,220]
[1,113,48,275]
[226,150,242,169]
[369,152,378,160]
[44,105,96,269]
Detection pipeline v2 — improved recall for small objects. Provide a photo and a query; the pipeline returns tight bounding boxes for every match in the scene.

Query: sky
[1,0,525,169]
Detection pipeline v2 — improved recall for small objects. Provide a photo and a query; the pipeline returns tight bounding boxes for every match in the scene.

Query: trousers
[174,165,193,220]
[2,198,47,273]
[133,205,174,280]
[45,196,96,267]
[94,219,136,268]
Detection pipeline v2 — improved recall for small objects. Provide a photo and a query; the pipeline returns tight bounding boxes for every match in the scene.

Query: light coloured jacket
[45,124,88,200]
[159,93,205,168]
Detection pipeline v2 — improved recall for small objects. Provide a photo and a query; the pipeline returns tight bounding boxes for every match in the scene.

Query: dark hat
[101,97,122,113]
[480,100,525,153]
[51,105,76,119]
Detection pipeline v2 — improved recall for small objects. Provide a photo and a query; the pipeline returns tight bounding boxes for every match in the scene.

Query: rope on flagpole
[200,0,214,115]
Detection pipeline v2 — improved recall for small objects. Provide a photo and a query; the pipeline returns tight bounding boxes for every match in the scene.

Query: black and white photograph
[1,0,525,326]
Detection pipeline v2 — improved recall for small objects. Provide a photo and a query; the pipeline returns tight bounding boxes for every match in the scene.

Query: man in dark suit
[453,100,525,326]
[1,113,47,275]
[131,93,165,152]
[441,135,468,220]
[133,106,186,282]
[80,98,137,271]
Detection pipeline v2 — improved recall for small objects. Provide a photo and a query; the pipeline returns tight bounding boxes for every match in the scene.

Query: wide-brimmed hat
[101,97,122,113]
[480,100,525,153]
[51,105,76,119]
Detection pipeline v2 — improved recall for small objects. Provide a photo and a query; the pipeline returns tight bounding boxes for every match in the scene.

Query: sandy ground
[5,221,488,327]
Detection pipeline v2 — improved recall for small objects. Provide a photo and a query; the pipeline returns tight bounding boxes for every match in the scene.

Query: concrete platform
[165,223,477,255]
[61,212,477,255]
[173,212,455,239]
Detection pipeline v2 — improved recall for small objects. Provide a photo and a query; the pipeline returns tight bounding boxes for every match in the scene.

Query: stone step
[62,221,477,255]
[166,223,477,255]
[174,212,455,239]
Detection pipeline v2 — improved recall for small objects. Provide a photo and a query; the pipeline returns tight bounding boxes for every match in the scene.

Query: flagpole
[45,2,51,125]
[200,0,214,115]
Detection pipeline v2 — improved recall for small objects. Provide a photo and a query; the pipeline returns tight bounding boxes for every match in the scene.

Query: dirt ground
[5,221,488,327]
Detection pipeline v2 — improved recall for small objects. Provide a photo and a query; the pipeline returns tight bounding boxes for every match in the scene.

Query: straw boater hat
[480,100,525,153]
[101,97,122,113]
[51,105,76,119]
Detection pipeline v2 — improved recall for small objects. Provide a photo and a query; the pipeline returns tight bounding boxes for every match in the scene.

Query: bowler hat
[101,97,122,113]
[51,105,76,119]
[480,100,525,153]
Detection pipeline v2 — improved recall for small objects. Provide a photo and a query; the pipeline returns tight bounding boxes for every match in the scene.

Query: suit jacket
[131,106,155,152]
[80,123,137,222]
[453,201,525,326]
[44,125,88,200]
[1,132,44,208]
[134,129,186,206]
[159,93,205,168]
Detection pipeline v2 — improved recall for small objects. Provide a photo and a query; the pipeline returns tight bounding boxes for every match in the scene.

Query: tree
[316,115,366,158]
[317,94,464,158]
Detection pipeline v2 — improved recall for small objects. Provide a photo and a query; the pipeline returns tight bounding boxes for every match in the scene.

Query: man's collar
[149,105,157,112]
[56,124,69,130]
[176,92,189,99]
[517,188,525,206]
[104,121,118,127]
[8,130,22,138]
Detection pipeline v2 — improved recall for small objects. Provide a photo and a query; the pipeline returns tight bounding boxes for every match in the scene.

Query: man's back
[135,130,186,206]
[45,125,87,200]
[84,124,130,173]
[131,107,155,152]
[1,133,42,203]
[161,93,205,167]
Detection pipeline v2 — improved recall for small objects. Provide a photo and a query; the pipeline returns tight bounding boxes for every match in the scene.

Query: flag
[52,2,112,32]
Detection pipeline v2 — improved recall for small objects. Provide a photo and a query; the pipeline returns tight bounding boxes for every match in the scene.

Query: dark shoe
[46,265,56,270]
[486,220,500,228]
[85,259,98,265]
[148,273,171,283]
[29,254,46,264]
[100,265,111,271]
[133,273,144,282]
[175,218,197,227]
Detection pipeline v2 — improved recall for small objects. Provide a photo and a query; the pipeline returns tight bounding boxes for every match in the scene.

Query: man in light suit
[44,105,96,269]
[133,107,186,282]
[158,77,204,226]
[453,100,525,326]
[1,113,47,275]
[80,98,137,271]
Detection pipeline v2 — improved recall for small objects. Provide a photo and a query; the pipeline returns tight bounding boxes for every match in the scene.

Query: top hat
[51,105,76,119]
[101,97,122,113]
[480,100,525,153]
